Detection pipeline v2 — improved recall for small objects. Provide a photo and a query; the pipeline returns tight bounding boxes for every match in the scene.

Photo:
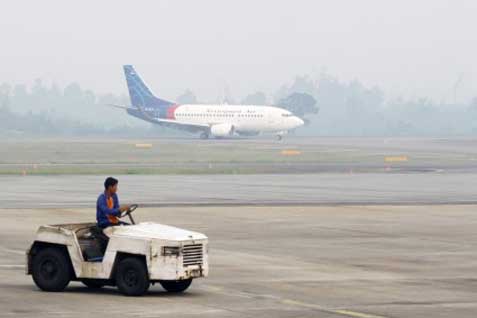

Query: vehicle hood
[109,222,207,241]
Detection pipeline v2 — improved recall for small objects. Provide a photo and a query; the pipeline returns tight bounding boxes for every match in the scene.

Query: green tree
[241,91,267,105]
[176,89,198,104]
[276,92,318,118]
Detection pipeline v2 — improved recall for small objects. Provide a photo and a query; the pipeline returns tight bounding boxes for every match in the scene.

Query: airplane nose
[295,117,305,127]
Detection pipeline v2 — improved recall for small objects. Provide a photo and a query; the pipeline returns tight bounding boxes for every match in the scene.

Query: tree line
[1,74,476,137]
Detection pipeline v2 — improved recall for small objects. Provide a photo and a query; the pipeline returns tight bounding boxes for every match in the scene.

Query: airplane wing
[150,118,210,133]
[107,104,210,133]
[107,104,135,110]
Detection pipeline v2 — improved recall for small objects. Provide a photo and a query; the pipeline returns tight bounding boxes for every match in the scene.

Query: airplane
[113,65,305,140]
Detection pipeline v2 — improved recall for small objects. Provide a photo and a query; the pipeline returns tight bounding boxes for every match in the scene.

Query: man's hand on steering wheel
[119,204,138,224]
[119,205,130,213]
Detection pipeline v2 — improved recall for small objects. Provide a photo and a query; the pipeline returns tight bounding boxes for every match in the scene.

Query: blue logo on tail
[123,65,174,110]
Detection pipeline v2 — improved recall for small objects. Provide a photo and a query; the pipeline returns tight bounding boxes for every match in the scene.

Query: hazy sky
[1,0,476,103]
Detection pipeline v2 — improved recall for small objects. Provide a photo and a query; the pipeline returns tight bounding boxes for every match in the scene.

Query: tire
[199,132,209,140]
[32,247,72,292]
[159,279,192,293]
[81,279,105,289]
[115,257,150,296]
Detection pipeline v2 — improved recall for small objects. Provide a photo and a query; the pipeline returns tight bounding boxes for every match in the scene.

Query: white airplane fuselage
[160,104,304,135]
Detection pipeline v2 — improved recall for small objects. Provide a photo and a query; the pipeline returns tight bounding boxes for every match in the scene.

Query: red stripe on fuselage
[166,105,180,119]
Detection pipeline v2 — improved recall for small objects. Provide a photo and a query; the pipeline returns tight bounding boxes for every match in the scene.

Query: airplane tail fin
[123,65,174,109]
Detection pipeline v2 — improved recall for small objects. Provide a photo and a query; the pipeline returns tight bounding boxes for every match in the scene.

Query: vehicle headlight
[162,246,180,256]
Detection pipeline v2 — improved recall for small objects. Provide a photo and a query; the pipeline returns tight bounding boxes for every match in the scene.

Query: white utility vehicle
[26,205,208,296]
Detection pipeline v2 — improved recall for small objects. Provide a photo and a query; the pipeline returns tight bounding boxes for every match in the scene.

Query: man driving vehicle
[95,177,130,254]
[97,177,130,228]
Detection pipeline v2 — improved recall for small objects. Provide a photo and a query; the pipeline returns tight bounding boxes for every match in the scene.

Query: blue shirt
[96,192,120,228]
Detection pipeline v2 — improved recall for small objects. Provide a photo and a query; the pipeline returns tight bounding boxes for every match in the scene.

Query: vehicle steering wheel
[120,204,138,225]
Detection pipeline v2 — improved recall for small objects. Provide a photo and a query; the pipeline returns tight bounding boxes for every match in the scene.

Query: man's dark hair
[104,177,118,190]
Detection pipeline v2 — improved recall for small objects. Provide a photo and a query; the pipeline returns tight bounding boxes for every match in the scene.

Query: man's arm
[114,194,130,212]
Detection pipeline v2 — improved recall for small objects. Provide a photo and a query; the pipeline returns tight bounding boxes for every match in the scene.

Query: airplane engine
[210,123,234,137]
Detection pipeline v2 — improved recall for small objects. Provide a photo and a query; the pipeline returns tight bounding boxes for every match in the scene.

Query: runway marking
[334,309,389,318]
[204,285,389,318]
[282,299,389,318]
[0,265,25,269]
[4,200,477,209]
[281,299,328,311]
[0,246,25,255]
[2,309,226,316]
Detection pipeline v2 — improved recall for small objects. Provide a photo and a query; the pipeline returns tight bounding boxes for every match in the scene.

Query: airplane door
[267,111,281,129]
[267,112,275,125]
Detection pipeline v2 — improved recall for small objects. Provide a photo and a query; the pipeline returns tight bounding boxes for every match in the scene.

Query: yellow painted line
[384,156,408,162]
[281,150,302,156]
[135,143,153,149]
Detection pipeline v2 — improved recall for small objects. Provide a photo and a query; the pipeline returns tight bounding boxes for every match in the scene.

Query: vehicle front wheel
[115,257,150,296]
[32,247,72,292]
[159,279,192,293]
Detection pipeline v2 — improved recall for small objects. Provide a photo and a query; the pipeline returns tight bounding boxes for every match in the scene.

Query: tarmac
[1,137,477,317]
[0,205,476,318]
[1,173,477,208]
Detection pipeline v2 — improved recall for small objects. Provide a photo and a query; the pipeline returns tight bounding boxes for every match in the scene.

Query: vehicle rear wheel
[81,279,105,289]
[159,279,192,293]
[32,247,72,292]
[115,257,149,296]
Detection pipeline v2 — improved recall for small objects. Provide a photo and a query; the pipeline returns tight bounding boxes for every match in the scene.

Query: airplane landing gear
[275,131,287,141]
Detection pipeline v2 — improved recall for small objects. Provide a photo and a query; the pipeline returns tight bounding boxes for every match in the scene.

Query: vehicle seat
[77,226,107,262]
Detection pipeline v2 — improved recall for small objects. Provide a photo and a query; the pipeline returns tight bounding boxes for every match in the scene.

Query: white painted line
[0,246,25,255]
[0,265,25,269]
[334,309,389,318]
[282,300,389,318]
[203,285,389,318]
